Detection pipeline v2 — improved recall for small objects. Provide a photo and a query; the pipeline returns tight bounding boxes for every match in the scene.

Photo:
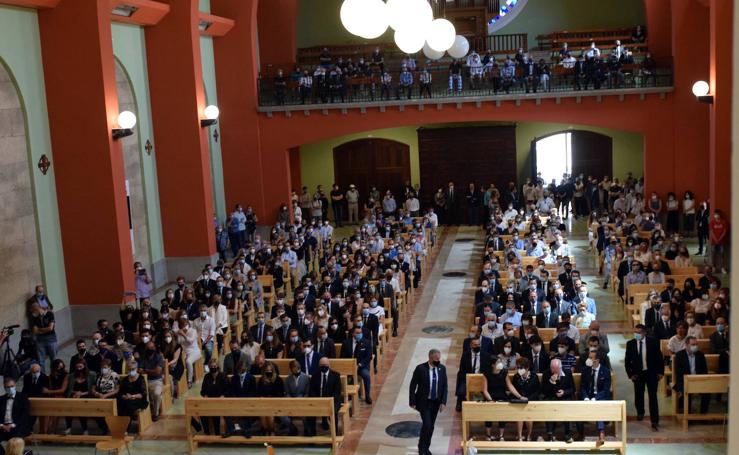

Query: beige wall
[0,62,42,326]
[115,61,150,271]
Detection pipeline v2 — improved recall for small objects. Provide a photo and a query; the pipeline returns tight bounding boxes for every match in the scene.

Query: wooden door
[570,130,613,180]
[333,138,411,204]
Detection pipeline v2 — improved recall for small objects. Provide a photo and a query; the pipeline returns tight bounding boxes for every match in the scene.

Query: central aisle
[354,227,482,455]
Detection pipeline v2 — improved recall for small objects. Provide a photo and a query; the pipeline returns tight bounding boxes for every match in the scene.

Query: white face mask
[585,358,594,368]
[558,347,567,355]
[517,368,526,377]
[503,347,512,355]
[101,367,111,376]
[495,362,504,371]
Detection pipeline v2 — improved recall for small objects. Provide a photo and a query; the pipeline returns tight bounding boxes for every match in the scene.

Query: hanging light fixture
[356,0,389,39]
[425,18,456,52]
[394,27,426,54]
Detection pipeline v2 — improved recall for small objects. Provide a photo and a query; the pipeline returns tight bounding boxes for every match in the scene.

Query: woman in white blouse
[682,191,695,236]
[176,318,201,388]
[647,262,666,284]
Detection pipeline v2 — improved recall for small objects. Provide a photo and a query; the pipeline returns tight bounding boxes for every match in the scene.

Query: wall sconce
[692,80,713,104]
[201,105,219,127]
[113,110,137,140]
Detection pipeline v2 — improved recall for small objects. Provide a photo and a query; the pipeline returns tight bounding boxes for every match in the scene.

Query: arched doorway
[114,59,151,271]
[531,130,613,184]
[333,138,411,204]
[0,59,43,326]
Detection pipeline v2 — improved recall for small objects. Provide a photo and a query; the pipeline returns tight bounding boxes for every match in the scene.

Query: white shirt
[470,351,481,374]
[428,365,440,399]
[213,304,229,333]
[194,315,216,341]
[3,395,13,425]
[426,213,438,228]
[639,339,648,370]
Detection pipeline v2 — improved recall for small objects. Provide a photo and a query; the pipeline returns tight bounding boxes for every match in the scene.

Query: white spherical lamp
[204,105,220,120]
[356,0,389,39]
[692,80,709,97]
[447,35,470,59]
[387,0,432,33]
[425,18,456,52]
[340,0,363,36]
[394,27,425,54]
[117,110,137,129]
[422,42,445,60]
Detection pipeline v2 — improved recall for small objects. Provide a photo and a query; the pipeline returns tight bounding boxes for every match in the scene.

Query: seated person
[673,336,710,414]
[576,351,612,444]
[117,361,149,434]
[667,322,689,355]
[541,358,575,442]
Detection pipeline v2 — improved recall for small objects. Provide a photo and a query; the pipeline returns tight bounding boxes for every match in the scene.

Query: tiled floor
[32,220,729,455]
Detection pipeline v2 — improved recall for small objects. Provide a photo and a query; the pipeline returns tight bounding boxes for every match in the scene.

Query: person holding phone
[134,262,152,303]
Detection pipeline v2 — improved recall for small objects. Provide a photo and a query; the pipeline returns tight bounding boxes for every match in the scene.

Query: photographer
[134,262,152,303]
[15,329,38,375]
[30,303,57,372]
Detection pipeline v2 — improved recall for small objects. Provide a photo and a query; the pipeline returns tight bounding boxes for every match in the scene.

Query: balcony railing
[433,0,500,14]
[258,66,672,107]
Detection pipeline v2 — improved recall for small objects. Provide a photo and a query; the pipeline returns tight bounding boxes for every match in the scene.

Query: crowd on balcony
[265,27,659,106]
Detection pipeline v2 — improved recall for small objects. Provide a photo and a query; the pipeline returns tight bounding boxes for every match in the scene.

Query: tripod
[0,333,20,380]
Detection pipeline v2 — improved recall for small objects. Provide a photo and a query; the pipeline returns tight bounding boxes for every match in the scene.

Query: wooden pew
[28,398,123,444]
[185,397,340,454]
[258,274,275,310]
[461,400,627,454]
[669,354,721,415]
[465,372,616,401]
[680,374,729,430]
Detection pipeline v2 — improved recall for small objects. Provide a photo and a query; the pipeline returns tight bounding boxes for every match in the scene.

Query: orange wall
[257,0,298,69]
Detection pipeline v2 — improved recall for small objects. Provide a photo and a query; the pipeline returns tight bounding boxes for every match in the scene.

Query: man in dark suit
[651,308,677,340]
[643,294,662,331]
[625,324,664,430]
[536,301,559,329]
[316,327,337,359]
[223,339,247,376]
[444,181,458,225]
[522,335,550,375]
[542,358,575,442]
[709,317,730,373]
[673,336,710,414]
[409,349,447,455]
[341,327,373,404]
[454,338,491,411]
[378,273,398,336]
[248,311,268,345]
[576,351,612,442]
[0,377,32,451]
[463,326,494,355]
[223,362,256,437]
[296,339,323,377]
[551,289,575,317]
[307,357,343,435]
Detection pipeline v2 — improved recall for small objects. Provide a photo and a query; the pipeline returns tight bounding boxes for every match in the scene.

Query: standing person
[708,210,729,273]
[346,184,360,224]
[330,184,344,227]
[409,350,447,455]
[134,262,152,303]
[466,182,480,226]
[682,191,695,237]
[30,303,57,372]
[230,204,247,251]
[433,188,446,223]
[244,206,258,243]
[625,324,664,431]
[696,202,710,255]
[445,181,458,226]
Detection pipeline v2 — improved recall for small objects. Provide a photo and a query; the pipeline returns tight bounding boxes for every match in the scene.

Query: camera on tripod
[1,325,20,337]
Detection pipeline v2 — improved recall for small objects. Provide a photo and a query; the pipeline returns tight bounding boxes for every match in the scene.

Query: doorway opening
[535,132,572,185]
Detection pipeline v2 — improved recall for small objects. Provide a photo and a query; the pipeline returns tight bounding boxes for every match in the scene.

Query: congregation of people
[268,25,657,106]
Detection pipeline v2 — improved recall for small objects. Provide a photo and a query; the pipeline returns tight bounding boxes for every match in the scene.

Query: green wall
[300,126,421,194]
[295,0,645,50]
[199,0,227,223]
[496,0,645,50]
[0,5,69,310]
[111,23,165,265]
[300,121,643,193]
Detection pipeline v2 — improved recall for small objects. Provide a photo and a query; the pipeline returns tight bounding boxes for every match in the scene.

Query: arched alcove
[114,58,151,271]
[0,58,43,325]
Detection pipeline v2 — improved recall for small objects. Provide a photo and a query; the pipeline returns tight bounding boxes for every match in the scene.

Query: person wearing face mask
[280,360,311,436]
[480,357,509,441]
[90,358,119,434]
[572,303,596,329]
[652,306,677,340]
[315,327,337,359]
[199,359,226,435]
[21,362,47,400]
[541,358,575,442]
[176,318,201,388]
[708,209,728,273]
[160,331,184,398]
[137,341,164,422]
[409,349,447,454]
[535,301,559,329]
[249,311,269,345]
[709,317,730,373]
[522,335,550,376]
[117,361,148,433]
[505,357,539,441]
[306,357,342,436]
[625,324,664,430]
[499,302,522,328]
[672,336,710,414]
[341,327,373,404]
[497,339,519,372]
[29,302,57,372]
[455,338,492,412]
[576,351,611,444]
[222,361,256,438]
[494,322,521,355]
[296,339,323,376]
[256,361,285,435]
[0,378,31,446]
[193,304,216,368]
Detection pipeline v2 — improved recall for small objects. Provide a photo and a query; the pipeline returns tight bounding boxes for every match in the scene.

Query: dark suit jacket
[455,351,492,396]
[21,372,48,397]
[580,366,612,400]
[360,313,380,344]
[462,336,494,355]
[652,318,677,340]
[340,338,372,369]
[673,350,708,392]
[0,393,31,436]
[223,351,247,376]
[493,336,520,356]
[535,311,559,329]
[295,351,324,376]
[625,336,664,378]
[409,362,448,408]
[316,337,337,359]
[309,369,343,410]
[644,306,662,330]
[522,348,550,375]
[227,372,257,397]
[248,323,268,344]
[541,370,575,400]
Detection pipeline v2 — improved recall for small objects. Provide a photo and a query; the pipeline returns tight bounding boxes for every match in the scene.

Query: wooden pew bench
[185,397,341,454]
[461,400,627,454]
[679,374,729,430]
[465,372,616,402]
[669,354,721,415]
[27,398,131,444]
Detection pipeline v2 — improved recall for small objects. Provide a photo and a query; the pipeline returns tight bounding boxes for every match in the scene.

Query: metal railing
[487,33,528,54]
[258,66,672,107]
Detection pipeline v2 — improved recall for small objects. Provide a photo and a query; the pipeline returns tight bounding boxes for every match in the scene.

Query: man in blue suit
[296,339,324,377]
[577,351,612,444]
[409,349,448,455]
[223,362,256,437]
[341,327,373,404]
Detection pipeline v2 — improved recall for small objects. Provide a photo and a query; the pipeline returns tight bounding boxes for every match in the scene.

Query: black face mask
[432,360,440,367]
[472,347,480,354]
[319,365,330,373]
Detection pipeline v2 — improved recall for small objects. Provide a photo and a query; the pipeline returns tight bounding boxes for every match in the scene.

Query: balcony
[256,67,673,116]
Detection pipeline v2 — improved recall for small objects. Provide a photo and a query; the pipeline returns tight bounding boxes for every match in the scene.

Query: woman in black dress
[506,358,540,441]
[257,361,284,436]
[117,361,149,433]
[482,359,510,441]
[161,330,184,398]
[65,359,96,435]
[43,359,68,433]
